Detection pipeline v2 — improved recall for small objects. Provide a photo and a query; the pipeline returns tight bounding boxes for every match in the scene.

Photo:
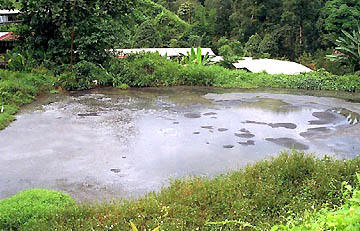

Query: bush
[58,61,112,91]
[110,52,183,87]
[182,64,225,86]
[0,189,75,230]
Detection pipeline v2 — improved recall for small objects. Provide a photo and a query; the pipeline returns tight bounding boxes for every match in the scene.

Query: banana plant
[326,27,360,72]
[180,47,212,65]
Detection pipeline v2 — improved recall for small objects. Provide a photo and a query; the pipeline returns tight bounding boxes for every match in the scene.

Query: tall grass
[0,70,53,130]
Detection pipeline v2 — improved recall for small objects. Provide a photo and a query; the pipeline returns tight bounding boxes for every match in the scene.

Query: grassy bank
[0,70,53,130]
[1,151,360,230]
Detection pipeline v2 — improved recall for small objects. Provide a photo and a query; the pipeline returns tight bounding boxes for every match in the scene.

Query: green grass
[272,182,360,231]
[0,189,75,230]
[2,151,360,230]
[0,70,53,130]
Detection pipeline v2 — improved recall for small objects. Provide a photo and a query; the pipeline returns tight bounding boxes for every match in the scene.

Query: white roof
[0,32,9,37]
[210,56,224,62]
[112,48,216,57]
[0,10,20,15]
[233,58,312,75]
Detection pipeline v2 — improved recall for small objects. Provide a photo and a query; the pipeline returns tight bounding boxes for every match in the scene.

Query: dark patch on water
[78,112,99,117]
[239,128,250,133]
[203,112,217,116]
[265,138,309,150]
[300,127,332,138]
[193,132,200,135]
[235,133,255,139]
[309,111,337,125]
[269,123,297,129]
[243,121,297,129]
[110,169,121,173]
[184,113,201,118]
[201,126,214,129]
[238,140,255,146]
[218,128,228,132]
[243,120,268,125]
[223,145,234,149]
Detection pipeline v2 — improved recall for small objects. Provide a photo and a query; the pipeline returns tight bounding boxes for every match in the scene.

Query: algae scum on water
[0,87,360,201]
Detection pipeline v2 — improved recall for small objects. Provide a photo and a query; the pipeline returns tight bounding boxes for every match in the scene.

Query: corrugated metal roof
[112,48,216,57]
[210,56,224,62]
[0,32,17,41]
[233,58,312,75]
[0,10,20,15]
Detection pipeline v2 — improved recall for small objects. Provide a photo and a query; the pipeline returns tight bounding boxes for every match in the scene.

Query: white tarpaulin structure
[112,48,216,58]
[0,10,19,24]
[233,57,312,75]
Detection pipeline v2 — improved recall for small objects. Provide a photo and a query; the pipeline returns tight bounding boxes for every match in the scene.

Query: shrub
[58,61,112,91]
[182,64,225,86]
[111,52,183,87]
[0,189,75,230]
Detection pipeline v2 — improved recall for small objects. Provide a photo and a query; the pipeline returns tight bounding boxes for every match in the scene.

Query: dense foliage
[1,151,359,230]
[2,0,360,72]
[151,0,360,64]
[68,53,360,92]
[1,0,136,65]
[327,27,360,72]
[0,69,53,129]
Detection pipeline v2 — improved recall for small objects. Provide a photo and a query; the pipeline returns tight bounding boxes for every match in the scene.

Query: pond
[1,87,360,201]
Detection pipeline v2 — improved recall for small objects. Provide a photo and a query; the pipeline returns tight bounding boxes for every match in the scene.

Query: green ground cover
[1,151,359,230]
[56,53,360,92]
[0,69,53,130]
[272,180,360,231]
[110,53,360,92]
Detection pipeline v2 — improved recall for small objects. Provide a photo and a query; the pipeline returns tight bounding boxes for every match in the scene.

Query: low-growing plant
[0,70,53,130]
[271,175,360,231]
[0,189,75,230]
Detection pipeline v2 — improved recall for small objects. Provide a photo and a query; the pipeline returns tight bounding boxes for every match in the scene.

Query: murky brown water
[1,87,360,201]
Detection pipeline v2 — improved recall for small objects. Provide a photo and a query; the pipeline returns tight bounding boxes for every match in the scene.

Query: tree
[134,20,163,48]
[177,1,194,23]
[322,0,360,42]
[205,0,232,37]
[10,0,136,65]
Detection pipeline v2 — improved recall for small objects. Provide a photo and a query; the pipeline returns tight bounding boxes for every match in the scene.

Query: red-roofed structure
[0,32,17,41]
